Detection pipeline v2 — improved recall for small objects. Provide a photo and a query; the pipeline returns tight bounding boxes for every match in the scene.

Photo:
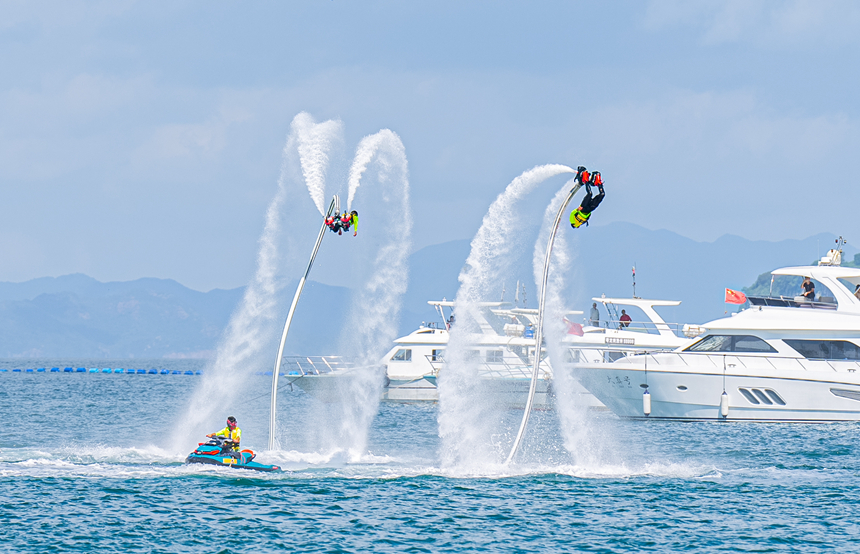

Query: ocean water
[3,360,860,553]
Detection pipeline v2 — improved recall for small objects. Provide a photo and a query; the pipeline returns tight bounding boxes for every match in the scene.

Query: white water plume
[172,113,343,450]
[533,184,618,468]
[438,164,574,468]
[292,112,344,215]
[326,129,411,460]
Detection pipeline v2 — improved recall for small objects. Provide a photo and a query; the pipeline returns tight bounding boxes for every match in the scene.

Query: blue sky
[2,1,858,290]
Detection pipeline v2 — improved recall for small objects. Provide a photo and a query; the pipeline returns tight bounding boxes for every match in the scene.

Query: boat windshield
[685,334,776,353]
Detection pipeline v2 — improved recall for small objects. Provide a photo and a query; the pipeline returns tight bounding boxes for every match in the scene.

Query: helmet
[227,416,237,429]
[351,210,357,216]
[577,166,587,173]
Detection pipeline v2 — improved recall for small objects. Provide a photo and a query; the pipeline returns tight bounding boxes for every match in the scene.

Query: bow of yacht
[574,263,860,421]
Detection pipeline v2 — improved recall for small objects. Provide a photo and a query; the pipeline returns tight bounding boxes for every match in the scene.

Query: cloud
[644,0,860,47]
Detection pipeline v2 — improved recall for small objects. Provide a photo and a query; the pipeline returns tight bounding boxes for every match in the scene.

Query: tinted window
[734,336,777,353]
[685,335,775,353]
[431,349,445,362]
[785,340,860,360]
[391,349,412,361]
[686,335,733,352]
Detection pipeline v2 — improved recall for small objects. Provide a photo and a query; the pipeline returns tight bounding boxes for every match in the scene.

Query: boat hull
[576,362,860,421]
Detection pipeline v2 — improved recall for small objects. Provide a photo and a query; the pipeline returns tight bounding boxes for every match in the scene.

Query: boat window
[686,335,733,352]
[733,336,777,353]
[738,388,760,404]
[391,349,412,362]
[685,335,776,353]
[486,350,504,363]
[752,389,773,405]
[765,389,786,405]
[784,340,860,360]
[431,349,445,362]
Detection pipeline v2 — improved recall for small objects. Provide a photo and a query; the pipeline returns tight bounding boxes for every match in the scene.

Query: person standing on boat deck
[801,277,815,301]
[619,310,632,328]
[208,416,241,452]
[589,303,600,327]
[854,284,860,301]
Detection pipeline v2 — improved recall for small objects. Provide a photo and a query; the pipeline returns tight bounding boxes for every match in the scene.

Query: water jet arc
[505,180,582,465]
[268,195,340,450]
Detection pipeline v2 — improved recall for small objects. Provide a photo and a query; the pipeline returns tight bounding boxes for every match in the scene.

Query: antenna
[632,264,637,298]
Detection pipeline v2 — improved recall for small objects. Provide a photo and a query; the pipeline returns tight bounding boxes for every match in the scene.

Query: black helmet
[577,166,587,173]
[351,210,358,216]
[227,416,237,428]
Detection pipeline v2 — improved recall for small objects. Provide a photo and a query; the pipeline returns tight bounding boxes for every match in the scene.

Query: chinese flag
[564,318,584,336]
[725,288,747,304]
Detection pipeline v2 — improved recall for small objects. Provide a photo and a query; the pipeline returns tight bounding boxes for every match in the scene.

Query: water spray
[268,195,340,450]
[505,176,584,465]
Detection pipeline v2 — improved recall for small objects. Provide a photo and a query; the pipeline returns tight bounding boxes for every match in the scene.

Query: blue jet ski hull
[185,439,281,472]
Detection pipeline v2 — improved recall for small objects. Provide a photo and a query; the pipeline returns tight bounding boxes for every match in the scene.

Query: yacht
[574,251,860,421]
[290,297,693,407]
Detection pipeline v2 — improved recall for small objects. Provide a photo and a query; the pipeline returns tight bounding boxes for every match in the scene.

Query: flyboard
[268,195,341,450]
[505,169,587,465]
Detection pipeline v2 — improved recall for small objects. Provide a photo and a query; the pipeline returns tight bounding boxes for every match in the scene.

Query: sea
[3,359,860,553]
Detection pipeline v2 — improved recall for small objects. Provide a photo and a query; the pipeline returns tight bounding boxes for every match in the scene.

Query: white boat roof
[772,266,860,279]
[592,297,681,308]
[427,300,507,308]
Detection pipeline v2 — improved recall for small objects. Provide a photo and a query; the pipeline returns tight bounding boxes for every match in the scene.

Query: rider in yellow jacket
[208,416,242,452]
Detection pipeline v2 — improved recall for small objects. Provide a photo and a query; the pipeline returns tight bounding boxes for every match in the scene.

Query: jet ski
[185,436,281,472]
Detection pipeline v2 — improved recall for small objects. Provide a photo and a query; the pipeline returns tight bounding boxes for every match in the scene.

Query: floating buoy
[720,391,729,418]
[113,368,124,374]
[643,389,652,416]
[26,369,34,373]
[51,368,60,372]
[184,370,194,375]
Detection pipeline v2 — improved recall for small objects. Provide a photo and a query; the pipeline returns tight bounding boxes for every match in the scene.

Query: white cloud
[644,0,860,47]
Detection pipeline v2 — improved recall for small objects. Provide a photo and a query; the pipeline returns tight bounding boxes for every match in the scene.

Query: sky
[2,0,859,291]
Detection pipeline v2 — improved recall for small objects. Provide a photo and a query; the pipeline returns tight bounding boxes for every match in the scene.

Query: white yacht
[377,297,692,405]
[574,252,860,421]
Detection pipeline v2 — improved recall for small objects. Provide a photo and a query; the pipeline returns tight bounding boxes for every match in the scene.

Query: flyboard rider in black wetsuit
[570,167,605,229]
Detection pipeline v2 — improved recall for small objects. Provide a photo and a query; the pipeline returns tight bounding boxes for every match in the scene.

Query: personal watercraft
[185,436,281,472]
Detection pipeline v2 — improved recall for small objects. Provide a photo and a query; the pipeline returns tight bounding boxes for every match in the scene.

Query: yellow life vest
[215,426,242,450]
[570,209,590,228]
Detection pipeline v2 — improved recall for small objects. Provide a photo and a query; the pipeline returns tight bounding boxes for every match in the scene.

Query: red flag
[564,318,584,336]
[725,288,747,304]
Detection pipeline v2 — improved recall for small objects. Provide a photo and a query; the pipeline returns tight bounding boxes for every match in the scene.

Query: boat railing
[278,356,356,376]
[590,319,693,337]
[426,355,551,380]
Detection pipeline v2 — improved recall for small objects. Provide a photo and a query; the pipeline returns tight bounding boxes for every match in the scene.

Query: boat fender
[720,391,729,418]
[643,389,651,416]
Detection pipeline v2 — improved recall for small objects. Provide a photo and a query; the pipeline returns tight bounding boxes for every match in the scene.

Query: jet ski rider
[207,416,242,452]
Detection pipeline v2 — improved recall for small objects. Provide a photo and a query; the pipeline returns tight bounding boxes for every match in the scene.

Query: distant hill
[1,224,855,358]
[0,275,349,358]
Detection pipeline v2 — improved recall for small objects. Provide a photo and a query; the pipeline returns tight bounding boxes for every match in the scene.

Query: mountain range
[1,223,854,358]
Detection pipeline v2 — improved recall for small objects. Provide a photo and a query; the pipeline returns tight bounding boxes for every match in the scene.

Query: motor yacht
[574,253,860,421]
[289,297,693,407]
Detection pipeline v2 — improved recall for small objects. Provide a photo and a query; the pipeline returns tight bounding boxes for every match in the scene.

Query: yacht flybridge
[291,296,694,407]
[575,258,860,421]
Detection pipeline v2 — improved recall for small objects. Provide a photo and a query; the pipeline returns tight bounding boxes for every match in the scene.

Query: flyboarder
[326,213,342,234]
[570,167,605,229]
[328,210,358,236]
